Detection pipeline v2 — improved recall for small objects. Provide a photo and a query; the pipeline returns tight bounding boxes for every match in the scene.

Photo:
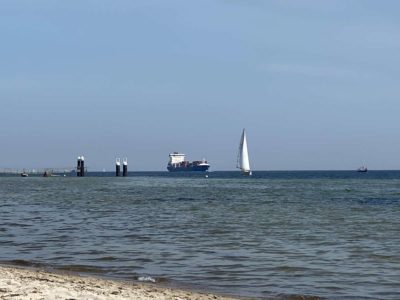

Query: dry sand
[0,266,241,300]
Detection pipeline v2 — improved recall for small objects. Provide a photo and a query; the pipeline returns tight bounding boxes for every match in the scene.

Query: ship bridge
[169,152,186,164]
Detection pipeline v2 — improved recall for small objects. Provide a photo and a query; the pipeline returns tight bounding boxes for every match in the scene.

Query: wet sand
[0,266,241,300]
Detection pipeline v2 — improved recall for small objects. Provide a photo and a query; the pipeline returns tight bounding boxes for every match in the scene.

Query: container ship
[167,152,210,172]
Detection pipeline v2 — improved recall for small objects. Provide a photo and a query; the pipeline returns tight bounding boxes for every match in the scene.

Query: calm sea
[0,171,399,299]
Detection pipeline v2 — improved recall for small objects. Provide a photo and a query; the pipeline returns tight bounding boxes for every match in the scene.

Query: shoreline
[0,265,243,300]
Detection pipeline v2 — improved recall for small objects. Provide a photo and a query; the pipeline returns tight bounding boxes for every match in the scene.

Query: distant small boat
[357,166,368,172]
[237,128,252,176]
[20,172,28,177]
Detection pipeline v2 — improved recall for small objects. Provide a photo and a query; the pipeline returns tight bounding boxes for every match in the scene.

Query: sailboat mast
[237,130,244,169]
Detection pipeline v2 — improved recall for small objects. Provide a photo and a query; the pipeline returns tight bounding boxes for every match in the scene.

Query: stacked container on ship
[167,152,210,172]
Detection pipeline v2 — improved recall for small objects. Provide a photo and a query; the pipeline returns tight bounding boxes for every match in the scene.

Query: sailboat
[237,128,252,175]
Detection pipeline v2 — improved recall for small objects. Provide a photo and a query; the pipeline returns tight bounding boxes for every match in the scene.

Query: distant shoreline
[2,169,400,174]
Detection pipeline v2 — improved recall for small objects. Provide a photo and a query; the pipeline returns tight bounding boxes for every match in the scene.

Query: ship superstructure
[167,152,210,172]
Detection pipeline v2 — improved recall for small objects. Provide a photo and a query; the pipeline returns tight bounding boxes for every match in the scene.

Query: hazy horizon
[1,1,400,171]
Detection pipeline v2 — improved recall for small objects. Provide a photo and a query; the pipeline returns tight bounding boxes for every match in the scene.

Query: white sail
[237,129,252,175]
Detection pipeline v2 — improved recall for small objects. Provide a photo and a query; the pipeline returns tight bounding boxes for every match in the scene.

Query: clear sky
[1,0,400,171]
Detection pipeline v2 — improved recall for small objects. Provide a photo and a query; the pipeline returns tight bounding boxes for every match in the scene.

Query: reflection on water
[0,172,400,299]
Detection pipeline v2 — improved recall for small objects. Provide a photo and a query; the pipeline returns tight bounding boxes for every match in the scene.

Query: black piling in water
[116,158,121,176]
[80,156,85,177]
[123,158,128,177]
[77,156,82,177]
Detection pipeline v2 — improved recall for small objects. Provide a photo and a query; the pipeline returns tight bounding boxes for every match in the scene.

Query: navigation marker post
[123,158,128,177]
[116,158,121,177]
[77,156,82,177]
[80,156,85,177]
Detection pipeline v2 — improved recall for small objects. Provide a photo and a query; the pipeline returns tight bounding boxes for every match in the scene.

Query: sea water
[0,171,399,299]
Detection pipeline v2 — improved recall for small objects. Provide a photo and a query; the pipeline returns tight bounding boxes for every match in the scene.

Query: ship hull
[167,165,210,172]
[242,170,252,176]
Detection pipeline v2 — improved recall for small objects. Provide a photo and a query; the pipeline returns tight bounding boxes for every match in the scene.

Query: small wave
[57,264,105,274]
[137,276,156,283]
[122,234,152,241]
[177,197,195,201]
[136,258,153,263]
[98,256,118,261]
[2,222,31,228]
[2,259,43,268]
[207,228,228,235]
[135,275,168,283]
[273,266,311,273]
[7,259,33,266]
[278,293,324,300]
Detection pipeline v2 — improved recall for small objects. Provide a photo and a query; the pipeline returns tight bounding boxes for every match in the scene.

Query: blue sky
[1,0,400,171]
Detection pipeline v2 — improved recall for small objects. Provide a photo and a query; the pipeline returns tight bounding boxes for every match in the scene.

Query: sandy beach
[0,266,241,300]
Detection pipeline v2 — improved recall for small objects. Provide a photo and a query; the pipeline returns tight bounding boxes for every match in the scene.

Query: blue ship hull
[167,165,210,172]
